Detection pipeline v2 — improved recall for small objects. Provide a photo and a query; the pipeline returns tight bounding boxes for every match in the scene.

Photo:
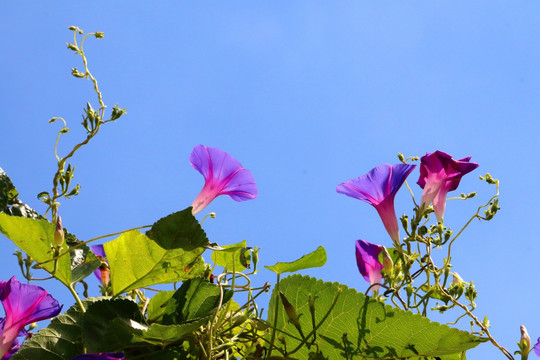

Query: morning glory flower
[417,151,479,221]
[71,353,125,360]
[90,245,109,287]
[337,164,416,244]
[0,277,62,359]
[355,240,384,293]
[190,145,257,215]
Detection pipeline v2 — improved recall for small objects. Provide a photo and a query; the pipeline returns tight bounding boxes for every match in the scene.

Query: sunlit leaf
[267,275,486,359]
[211,239,249,271]
[265,246,326,275]
[104,230,206,295]
[0,213,71,285]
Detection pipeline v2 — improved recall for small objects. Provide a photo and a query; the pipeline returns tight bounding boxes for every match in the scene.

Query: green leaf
[71,251,101,284]
[82,298,147,353]
[163,278,233,325]
[265,246,326,275]
[135,320,208,346]
[211,239,250,271]
[104,230,206,295]
[11,297,105,360]
[267,275,487,359]
[146,290,175,323]
[0,213,71,285]
[146,207,209,250]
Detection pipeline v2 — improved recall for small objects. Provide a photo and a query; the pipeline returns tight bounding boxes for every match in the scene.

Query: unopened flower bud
[452,272,464,285]
[100,263,110,287]
[381,247,394,275]
[94,31,104,39]
[400,214,408,231]
[14,251,24,268]
[66,42,78,51]
[279,291,303,336]
[520,325,531,350]
[54,216,64,246]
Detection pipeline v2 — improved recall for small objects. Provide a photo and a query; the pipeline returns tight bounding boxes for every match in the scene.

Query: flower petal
[338,164,415,242]
[190,145,257,214]
[190,145,243,184]
[355,240,383,291]
[221,168,257,201]
[0,277,62,326]
[0,277,61,359]
[337,164,415,205]
[417,151,479,220]
[534,337,540,357]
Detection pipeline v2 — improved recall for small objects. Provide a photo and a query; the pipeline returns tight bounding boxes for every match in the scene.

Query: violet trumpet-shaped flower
[0,277,62,359]
[71,353,125,360]
[337,164,416,244]
[417,151,479,221]
[355,240,384,293]
[190,145,257,215]
[90,245,110,287]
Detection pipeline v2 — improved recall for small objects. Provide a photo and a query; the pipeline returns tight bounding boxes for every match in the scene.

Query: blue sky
[1,2,539,358]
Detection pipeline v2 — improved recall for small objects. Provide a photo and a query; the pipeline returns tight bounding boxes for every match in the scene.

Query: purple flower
[0,277,62,359]
[71,353,125,360]
[355,240,384,293]
[90,245,109,287]
[190,145,257,215]
[337,164,416,244]
[417,151,479,221]
[534,337,540,357]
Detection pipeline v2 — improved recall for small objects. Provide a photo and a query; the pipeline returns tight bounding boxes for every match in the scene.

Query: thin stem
[437,282,513,360]
[267,273,280,357]
[68,283,85,313]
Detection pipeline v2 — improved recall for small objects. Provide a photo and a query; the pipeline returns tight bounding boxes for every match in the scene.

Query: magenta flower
[90,245,110,287]
[0,277,62,359]
[71,353,125,360]
[190,145,257,215]
[337,164,416,244]
[417,151,479,221]
[355,240,383,293]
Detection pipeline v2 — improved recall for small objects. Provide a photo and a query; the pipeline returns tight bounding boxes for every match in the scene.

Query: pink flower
[355,240,384,293]
[417,151,479,221]
[190,145,257,215]
[0,277,62,359]
[337,164,416,244]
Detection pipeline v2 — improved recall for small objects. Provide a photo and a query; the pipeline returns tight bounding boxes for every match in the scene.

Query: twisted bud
[54,216,64,247]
